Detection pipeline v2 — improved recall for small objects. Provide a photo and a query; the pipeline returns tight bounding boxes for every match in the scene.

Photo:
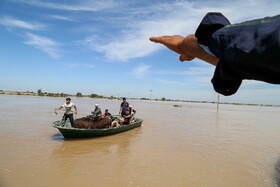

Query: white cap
[129,105,132,107]
[95,104,99,106]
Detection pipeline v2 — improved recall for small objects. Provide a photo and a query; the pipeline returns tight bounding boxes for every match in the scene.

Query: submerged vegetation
[173,104,182,107]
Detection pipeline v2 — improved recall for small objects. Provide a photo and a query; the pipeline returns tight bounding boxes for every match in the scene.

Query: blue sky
[1,0,280,105]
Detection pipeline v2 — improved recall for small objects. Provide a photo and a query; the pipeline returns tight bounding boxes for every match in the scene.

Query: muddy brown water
[1,94,280,187]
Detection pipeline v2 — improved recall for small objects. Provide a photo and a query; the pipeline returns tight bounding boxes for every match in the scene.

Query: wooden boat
[52,116,143,138]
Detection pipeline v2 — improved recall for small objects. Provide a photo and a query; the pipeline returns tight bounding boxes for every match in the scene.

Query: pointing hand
[149,35,195,62]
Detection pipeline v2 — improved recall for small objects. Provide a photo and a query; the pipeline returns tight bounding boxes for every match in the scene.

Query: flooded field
[0,94,280,187]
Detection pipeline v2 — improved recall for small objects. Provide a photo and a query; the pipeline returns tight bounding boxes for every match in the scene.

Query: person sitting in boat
[128,105,136,123]
[119,97,129,117]
[119,110,131,126]
[103,109,113,118]
[56,98,77,127]
[128,105,136,115]
[91,104,102,120]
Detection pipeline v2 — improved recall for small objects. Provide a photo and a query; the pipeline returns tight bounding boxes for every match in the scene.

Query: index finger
[149,37,162,43]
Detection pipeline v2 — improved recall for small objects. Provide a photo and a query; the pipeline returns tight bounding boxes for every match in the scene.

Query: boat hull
[52,118,143,138]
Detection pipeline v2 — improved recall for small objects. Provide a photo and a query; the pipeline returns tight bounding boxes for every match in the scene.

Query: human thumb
[179,54,188,62]
[179,54,194,62]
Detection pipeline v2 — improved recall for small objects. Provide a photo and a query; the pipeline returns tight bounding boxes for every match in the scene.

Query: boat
[52,116,143,138]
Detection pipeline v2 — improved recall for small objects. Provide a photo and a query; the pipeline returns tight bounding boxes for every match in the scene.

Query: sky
[1,0,280,105]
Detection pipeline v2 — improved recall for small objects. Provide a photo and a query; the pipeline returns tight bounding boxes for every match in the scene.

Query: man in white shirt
[56,98,77,127]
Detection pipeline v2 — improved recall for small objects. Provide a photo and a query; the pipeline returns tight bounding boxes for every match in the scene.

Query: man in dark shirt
[120,110,131,125]
[150,13,280,96]
[119,97,129,116]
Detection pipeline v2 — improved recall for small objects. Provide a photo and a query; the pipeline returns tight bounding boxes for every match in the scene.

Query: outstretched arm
[56,106,63,110]
[149,35,219,66]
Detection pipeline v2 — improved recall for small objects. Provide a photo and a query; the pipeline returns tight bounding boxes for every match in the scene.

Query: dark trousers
[62,113,74,127]
[121,110,127,117]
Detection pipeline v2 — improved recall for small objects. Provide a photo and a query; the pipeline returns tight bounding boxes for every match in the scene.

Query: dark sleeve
[196,12,280,96]
[195,12,230,46]
[195,12,241,95]
[211,60,242,96]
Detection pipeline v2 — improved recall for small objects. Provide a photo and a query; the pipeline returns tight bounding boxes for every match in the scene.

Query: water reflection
[51,133,64,141]
[52,128,142,159]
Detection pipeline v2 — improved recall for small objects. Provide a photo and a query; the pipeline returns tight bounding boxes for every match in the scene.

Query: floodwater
[1,95,280,187]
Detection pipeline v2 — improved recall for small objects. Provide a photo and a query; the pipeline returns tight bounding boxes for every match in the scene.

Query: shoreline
[1,90,278,108]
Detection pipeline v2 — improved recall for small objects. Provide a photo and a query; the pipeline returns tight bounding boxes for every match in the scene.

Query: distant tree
[37,89,42,94]
[76,92,82,97]
[47,93,54,97]
[161,97,166,101]
[60,92,64,97]
[90,93,98,98]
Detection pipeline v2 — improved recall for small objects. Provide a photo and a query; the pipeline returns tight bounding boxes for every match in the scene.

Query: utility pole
[217,93,220,110]
[149,90,152,102]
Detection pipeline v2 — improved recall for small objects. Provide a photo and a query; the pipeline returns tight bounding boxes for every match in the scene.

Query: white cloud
[131,63,151,78]
[0,16,45,30]
[242,80,265,86]
[157,79,189,86]
[219,87,280,105]
[12,0,118,11]
[157,76,212,87]
[50,15,76,22]
[83,64,95,68]
[148,62,215,86]
[82,0,280,61]
[154,65,215,77]
[24,33,61,58]
[68,63,94,68]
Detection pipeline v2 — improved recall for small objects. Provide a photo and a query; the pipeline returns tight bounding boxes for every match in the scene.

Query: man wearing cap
[128,105,136,115]
[91,104,102,119]
[119,97,129,117]
[56,98,77,127]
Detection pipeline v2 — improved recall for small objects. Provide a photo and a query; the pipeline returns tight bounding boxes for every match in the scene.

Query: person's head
[123,97,126,102]
[105,109,108,114]
[125,110,129,115]
[66,98,71,104]
[129,105,132,109]
[95,104,99,108]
